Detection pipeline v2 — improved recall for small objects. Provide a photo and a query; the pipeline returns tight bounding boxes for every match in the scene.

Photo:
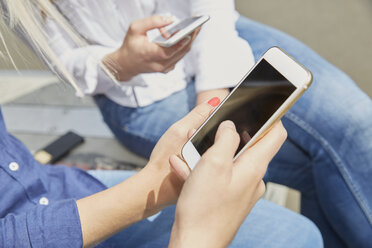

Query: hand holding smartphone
[182,47,313,169]
[153,15,210,47]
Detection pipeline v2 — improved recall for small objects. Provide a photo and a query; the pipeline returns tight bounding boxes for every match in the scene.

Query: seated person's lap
[89,170,322,247]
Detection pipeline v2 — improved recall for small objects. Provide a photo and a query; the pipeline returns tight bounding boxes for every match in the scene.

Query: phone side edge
[265,46,312,89]
[234,85,309,160]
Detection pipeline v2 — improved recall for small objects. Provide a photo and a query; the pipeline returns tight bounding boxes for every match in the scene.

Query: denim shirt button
[9,162,19,171]
[39,197,49,206]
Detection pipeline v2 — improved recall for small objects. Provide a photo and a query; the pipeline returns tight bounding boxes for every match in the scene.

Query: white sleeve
[189,0,255,92]
[43,17,145,96]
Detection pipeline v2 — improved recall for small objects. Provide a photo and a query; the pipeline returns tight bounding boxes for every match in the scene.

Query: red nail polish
[208,97,220,107]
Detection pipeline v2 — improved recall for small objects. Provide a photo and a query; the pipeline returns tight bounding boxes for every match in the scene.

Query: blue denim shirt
[0,107,107,247]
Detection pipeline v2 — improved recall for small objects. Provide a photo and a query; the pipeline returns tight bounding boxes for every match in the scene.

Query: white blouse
[44,0,255,107]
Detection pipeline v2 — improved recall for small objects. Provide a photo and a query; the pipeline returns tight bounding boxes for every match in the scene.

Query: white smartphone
[153,15,210,47]
[182,47,313,169]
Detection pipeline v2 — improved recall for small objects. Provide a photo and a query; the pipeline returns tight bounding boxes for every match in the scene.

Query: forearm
[196,89,229,105]
[77,166,172,247]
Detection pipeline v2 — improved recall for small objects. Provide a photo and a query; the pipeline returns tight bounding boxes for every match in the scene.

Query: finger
[173,28,199,53]
[160,37,192,69]
[187,27,201,43]
[182,28,201,47]
[193,27,202,38]
[241,131,252,144]
[130,15,173,34]
[239,121,287,165]
[159,36,192,60]
[172,97,220,134]
[159,27,171,39]
[162,35,193,70]
[235,122,287,178]
[160,26,199,60]
[163,28,200,66]
[169,154,191,181]
[187,128,197,139]
[154,26,200,63]
[155,27,199,63]
[163,65,176,74]
[149,35,190,63]
[166,27,199,52]
[205,121,240,162]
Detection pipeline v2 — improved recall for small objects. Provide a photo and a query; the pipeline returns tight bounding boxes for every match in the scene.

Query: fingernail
[220,120,236,131]
[207,97,220,107]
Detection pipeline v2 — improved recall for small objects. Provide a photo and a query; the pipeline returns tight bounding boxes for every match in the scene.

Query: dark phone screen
[191,59,296,155]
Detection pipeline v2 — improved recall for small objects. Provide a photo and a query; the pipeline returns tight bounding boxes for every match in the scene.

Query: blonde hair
[0,0,118,96]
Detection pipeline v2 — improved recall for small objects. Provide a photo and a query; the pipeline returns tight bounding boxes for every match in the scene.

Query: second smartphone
[153,15,210,47]
[182,47,313,169]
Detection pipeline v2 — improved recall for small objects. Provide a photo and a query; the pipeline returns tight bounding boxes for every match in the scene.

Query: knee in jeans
[263,201,323,247]
[270,211,324,247]
[292,215,324,248]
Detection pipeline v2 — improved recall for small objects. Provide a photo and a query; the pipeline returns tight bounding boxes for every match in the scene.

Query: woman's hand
[143,98,221,211]
[103,15,200,81]
[78,98,219,247]
[169,121,287,248]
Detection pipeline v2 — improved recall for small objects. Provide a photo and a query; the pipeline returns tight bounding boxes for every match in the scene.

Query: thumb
[235,121,287,181]
[129,15,173,34]
[201,121,240,171]
[170,155,191,181]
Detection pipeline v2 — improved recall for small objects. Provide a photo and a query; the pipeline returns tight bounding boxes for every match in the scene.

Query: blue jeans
[88,170,322,247]
[94,17,372,247]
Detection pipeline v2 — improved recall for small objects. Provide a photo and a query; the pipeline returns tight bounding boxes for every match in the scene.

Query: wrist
[169,220,223,248]
[103,49,136,82]
[169,220,191,248]
[142,162,183,210]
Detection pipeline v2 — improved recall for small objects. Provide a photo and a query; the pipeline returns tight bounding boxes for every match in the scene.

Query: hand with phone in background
[102,15,204,82]
[181,47,313,169]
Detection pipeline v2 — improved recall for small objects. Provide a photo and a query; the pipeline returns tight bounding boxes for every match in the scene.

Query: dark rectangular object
[34,131,85,164]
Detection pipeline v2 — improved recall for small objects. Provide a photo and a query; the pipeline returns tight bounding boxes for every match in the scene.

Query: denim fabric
[0,98,321,248]
[95,17,372,247]
[89,170,323,248]
[94,82,197,158]
[236,17,372,248]
[0,107,107,247]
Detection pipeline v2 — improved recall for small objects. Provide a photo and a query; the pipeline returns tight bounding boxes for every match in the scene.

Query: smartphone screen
[166,17,200,37]
[154,16,201,43]
[191,59,296,155]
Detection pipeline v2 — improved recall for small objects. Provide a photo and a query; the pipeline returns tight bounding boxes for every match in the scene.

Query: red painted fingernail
[208,97,220,107]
